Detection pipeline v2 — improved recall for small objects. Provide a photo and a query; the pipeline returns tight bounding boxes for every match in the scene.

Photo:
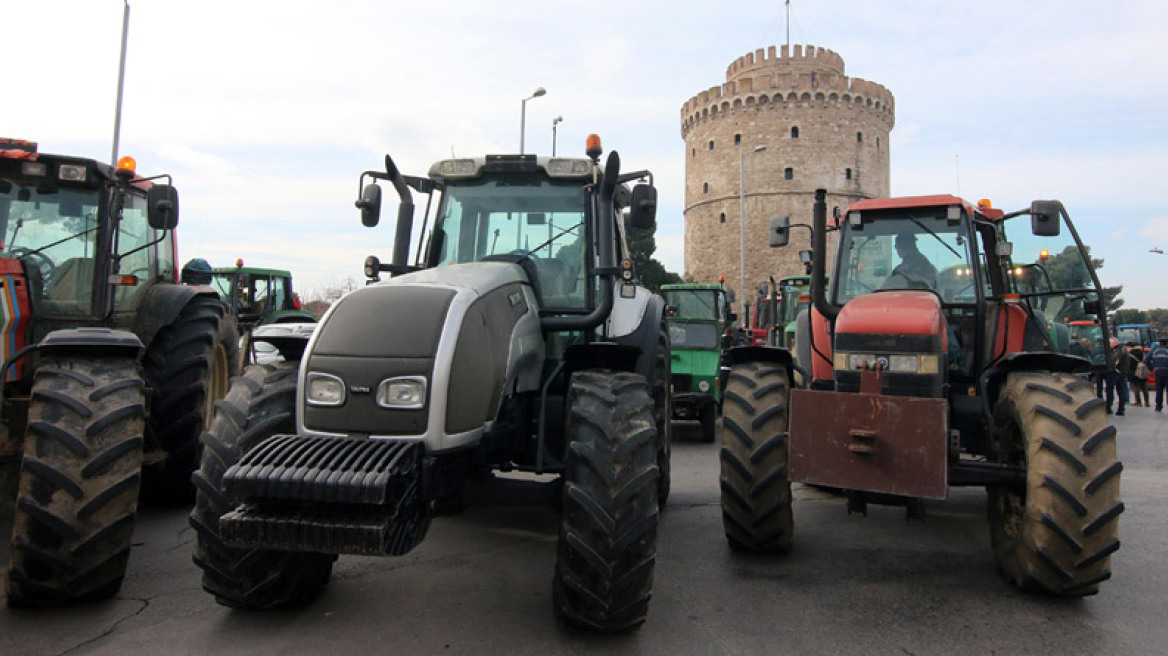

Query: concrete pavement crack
[57,597,149,656]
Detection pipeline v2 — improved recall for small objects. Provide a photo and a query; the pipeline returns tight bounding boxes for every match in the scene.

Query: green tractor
[1,139,236,606]
[661,282,735,442]
[205,262,316,328]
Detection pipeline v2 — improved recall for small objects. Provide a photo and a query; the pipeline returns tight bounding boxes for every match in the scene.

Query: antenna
[955,154,961,197]
[786,0,791,49]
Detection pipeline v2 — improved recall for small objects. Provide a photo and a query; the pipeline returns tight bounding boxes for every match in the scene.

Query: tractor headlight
[377,376,427,409]
[698,380,711,393]
[306,373,346,406]
[833,352,941,374]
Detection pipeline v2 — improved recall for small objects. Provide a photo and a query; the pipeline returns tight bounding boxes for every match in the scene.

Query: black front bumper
[219,435,431,556]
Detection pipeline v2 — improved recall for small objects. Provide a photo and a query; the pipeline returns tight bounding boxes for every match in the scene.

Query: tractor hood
[298,261,544,452]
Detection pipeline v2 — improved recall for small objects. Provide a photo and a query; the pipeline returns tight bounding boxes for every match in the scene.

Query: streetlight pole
[552,116,563,156]
[111,0,130,165]
[519,87,546,154]
[739,144,766,316]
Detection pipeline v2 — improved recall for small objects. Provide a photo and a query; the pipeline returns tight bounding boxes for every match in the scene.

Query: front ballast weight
[218,435,430,556]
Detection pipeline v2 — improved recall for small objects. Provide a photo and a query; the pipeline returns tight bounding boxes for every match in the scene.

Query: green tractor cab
[661,283,734,442]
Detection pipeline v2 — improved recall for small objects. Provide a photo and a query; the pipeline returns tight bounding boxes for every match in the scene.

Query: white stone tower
[680,44,895,297]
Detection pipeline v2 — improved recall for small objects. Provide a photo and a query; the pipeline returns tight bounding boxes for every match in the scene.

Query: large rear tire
[6,355,145,607]
[719,360,793,553]
[189,363,334,609]
[650,320,672,506]
[143,295,235,504]
[553,371,659,633]
[989,371,1123,596]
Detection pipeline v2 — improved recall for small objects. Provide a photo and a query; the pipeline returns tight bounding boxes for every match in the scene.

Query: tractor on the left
[1,138,236,606]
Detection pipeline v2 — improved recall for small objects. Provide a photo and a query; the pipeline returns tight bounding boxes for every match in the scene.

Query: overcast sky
[8,0,1168,309]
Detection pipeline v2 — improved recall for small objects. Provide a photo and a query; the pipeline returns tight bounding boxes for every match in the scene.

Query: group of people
[1096,337,1168,415]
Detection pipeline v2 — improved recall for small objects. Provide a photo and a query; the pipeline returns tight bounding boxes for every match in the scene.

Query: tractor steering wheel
[7,247,57,283]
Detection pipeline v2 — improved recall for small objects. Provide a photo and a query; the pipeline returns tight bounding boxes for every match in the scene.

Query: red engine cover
[834,291,947,344]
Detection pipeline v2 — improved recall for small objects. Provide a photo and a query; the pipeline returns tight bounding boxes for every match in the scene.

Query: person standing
[1129,343,1150,407]
[1145,338,1168,412]
[1104,338,1129,415]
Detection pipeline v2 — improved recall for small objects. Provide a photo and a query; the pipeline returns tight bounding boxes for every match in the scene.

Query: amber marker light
[978,198,993,211]
[116,156,136,174]
[236,258,245,268]
[585,134,602,159]
[1039,249,1050,260]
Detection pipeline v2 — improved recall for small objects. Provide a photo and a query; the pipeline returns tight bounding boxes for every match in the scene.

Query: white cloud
[9,0,1168,308]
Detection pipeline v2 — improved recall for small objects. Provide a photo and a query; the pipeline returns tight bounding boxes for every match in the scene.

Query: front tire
[143,295,235,504]
[719,360,793,553]
[6,355,145,607]
[553,371,659,633]
[189,363,334,609]
[989,371,1123,596]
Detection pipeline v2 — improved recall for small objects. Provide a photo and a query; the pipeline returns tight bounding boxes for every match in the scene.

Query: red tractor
[721,189,1122,596]
[1,139,236,606]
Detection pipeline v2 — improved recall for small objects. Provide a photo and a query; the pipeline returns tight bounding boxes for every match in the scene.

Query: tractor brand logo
[350,385,371,394]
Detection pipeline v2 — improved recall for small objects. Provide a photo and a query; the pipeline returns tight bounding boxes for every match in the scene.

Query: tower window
[734,133,741,145]
[703,182,709,194]
[784,168,794,180]
[790,126,799,139]
[857,132,863,143]
[720,212,726,224]
[709,140,715,150]
[845,168,852,180]
[692,148,696,157]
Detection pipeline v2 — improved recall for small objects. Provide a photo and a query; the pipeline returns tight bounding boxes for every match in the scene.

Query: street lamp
[739,144,767,316]
[552,116,563,156]
[519,86,547,154]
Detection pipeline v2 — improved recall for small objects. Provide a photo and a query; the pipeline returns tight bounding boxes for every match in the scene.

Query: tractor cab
[0,139,179,358]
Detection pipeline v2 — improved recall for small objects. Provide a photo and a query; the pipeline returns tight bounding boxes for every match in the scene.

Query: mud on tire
[143,295,235,504]
[6,355,145,607]
[719,360,793,553]
[989,371,1123,596]
[553,371,659,633]
[189,363,334,609]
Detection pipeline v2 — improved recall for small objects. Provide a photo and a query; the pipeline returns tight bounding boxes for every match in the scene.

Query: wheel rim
[205,342,230,431]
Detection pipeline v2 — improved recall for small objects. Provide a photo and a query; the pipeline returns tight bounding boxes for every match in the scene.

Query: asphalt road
[3,408,1167,655]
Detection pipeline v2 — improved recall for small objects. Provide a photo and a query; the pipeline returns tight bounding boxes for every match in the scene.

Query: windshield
[668,321,719,349]
[1003,212,1102,336]
[0,183,100,316]
[433,173,587,309]
[833,211,981,306]
[779,277,810,325]
[664,289,723,322]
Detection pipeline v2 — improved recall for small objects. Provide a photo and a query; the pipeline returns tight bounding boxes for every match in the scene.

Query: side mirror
[628,184,657,229]
[770,215,790,247]
[358,183,382,228]
[1030,200,1061,237]
[146,184,179,230]
[1083,299,1102,316]
[728,312,738,323]
[724,288,736,303]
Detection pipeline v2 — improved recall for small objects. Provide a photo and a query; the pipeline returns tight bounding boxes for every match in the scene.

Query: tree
[1112,308,1148,326]
[1042,245,1123,316]
[625,221,682,292]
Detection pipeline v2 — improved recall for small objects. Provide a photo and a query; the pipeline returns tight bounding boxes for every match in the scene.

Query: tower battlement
[681,44,894,136]
[727,44,845,79]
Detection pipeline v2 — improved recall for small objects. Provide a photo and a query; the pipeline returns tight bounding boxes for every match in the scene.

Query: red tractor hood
[835,291,946,341]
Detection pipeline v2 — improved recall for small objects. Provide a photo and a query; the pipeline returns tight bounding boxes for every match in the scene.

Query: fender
[980,350,1092,413]
[611,290,665,382]
[39,327,143,358]
[133,284,221,350]
[724,344,796,382]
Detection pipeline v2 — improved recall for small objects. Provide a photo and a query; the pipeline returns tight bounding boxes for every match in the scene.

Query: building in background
[680,44,895,298]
